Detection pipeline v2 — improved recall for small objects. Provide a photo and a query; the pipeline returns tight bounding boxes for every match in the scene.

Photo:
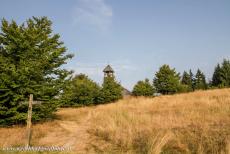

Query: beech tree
[0,17,73,125]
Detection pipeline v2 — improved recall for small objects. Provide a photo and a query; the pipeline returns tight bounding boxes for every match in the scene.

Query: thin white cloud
[72,0,113,31]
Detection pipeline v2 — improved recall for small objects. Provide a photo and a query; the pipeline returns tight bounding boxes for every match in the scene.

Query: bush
[132,79,155,96]
[60,74,101,107]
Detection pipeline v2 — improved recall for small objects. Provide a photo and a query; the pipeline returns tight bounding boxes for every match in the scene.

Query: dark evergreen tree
[181,71,191,85]
[219,59,230,87]
[132,79,155,96]
[189,69,195,91]
[0,17,73,126]
[194,69,207,90]
[100,77,123,103]
[181,71,193,92]
[212,63,222,87]
[153,64,180,94]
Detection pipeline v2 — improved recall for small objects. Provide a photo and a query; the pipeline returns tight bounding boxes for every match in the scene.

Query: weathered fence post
[26,94,33,148]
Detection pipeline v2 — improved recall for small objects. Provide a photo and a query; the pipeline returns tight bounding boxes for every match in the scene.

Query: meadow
[0,88,229,154]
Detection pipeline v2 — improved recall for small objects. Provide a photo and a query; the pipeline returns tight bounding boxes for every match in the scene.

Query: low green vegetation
[132,79,155,96]
[60,74,101,107]
[60,75,123,107]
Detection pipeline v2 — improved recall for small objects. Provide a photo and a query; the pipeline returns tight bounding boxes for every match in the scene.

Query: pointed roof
[103,65,114,73]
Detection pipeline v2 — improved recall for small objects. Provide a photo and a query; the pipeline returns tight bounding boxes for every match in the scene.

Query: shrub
[132,79,155,96]
[60,74,101,107]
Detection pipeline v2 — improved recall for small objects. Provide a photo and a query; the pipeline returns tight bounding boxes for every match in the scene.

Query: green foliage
[0,17,73,126]
[60,75,123,106]
[153,64,181,94]
[100,77,123,103]
[132,79,155,96]
[177,84,191,93]
[194,69,207,90]
[212,59,230,88]
[180,70,194,92]
[60,74,101,107]
[212,64,222,87]
[220,59,230,87]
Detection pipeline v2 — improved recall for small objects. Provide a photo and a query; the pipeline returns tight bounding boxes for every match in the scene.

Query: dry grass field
[0,89,230,154]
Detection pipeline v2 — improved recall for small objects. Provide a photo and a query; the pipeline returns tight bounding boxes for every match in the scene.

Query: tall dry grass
[0,89,229,154]
[87,89,230,153]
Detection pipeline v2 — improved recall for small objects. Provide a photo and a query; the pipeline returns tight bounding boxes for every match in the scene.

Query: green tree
[132,79,155,96]
[100,77,123,103]
[153,64,180,94]
[189,69,195,91]
[194,69,207,90]
[219,59,230,87]
[60,74,101,107]
[181,70,193,92]
[212,63,222,87]
[0,17,73,126]
[181,71,191,85]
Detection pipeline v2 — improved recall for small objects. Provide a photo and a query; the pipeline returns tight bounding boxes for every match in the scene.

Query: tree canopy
[132,79,155,96]
[194,69,207,90]
[180,70,194,92]
[0,17,73,125]
[100,77,123,103]
[60,74,101,107]
[212,63,222,87]
[153,64,180,94]
[219,59,230,87]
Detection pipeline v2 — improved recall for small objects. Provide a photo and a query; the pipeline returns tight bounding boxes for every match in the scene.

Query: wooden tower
[103,65,114,78]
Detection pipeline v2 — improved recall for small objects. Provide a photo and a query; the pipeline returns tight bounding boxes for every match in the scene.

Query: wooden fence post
[26,94,33,148]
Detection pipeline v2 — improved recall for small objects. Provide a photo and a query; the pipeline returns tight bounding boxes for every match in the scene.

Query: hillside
[0,89,230,154]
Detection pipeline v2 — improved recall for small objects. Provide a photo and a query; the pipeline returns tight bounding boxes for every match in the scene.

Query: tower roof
[103,65,114,73]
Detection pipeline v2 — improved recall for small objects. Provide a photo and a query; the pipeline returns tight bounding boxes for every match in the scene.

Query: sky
[1,0,230,90]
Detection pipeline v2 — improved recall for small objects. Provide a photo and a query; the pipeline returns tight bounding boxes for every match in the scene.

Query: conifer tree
[212,63,222,87]
[194,69,207,90]
[153,64,180,94]
[181,71,193,92]
[220,59,230,87]
[0,17,73,125]
[100,76,123,103]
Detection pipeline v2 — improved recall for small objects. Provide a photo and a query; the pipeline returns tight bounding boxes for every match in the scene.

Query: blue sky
[1,0,230,90]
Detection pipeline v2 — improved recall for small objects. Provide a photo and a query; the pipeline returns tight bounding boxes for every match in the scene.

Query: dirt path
[37,109,93,153]
[57,110,93,152]
[57,120,90,151]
